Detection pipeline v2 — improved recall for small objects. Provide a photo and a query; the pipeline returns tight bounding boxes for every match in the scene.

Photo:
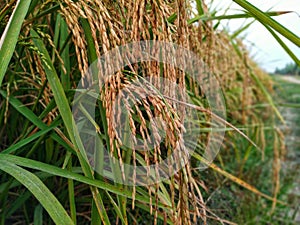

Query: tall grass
[0,0,298,224]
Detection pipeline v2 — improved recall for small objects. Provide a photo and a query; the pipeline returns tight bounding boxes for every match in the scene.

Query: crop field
[0,0,299,224]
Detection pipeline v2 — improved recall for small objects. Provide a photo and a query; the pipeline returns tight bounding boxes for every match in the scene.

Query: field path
[281,75,300,85]
[276,75,300,222]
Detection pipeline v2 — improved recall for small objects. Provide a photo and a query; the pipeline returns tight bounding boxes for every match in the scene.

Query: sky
[209,0,300,72]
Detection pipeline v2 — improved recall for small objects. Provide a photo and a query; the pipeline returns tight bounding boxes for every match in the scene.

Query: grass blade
[195,0,204,16]
[0,159,74,225]
[188,11,292,25]
[231,20,255,39]
[233,0,300,47]
[264,25,300,66]
[67,158,77,224]
[30,29,111,224]
[34,205,43,225]
[0,154,167,208]
[0,0,32,86]
[0,90,75,153]
[1,120,60,154]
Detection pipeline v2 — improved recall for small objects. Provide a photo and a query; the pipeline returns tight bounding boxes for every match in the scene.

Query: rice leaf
[34,204,43,225]
[1,120,60,154]
[0,154,167,208]
[67,159,77,224]
[0,0,32,86]
[264,25,300,66]
[233,0,300,47]
[188,11,292,25]
[0,90,75,153]
[31,29,111,224]
[0,159,74,225]
[195,0,205,15]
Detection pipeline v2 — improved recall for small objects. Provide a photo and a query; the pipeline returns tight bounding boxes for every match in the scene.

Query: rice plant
[0,0,298,224]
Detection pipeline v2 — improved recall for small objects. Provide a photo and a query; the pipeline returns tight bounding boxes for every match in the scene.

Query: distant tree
[275,62,300,75]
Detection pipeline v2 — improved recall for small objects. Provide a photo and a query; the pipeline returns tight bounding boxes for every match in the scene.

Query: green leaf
[0,159,74,225]
[0,90,75,154]
[30,28,111,224]
[232,0,300,47]
[67,159,77,224]
[0,154,167,208]
[188,11,292,25]
[0,0,32,86]
[30,29,75,142]
[1,120,59,154]
[264,25,300,66]
[6,191,32,218]
[231,20,255,39]
[195,0,205,16]
[34,204,43,225]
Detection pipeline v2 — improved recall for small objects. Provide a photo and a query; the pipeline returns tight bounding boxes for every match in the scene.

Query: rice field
[0,0,299,224]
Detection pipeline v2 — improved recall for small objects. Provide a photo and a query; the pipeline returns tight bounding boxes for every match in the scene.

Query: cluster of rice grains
[59,0,274,224]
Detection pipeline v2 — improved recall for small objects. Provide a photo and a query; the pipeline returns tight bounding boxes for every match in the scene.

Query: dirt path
[281,75,300,85]
[276,75,300,221]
